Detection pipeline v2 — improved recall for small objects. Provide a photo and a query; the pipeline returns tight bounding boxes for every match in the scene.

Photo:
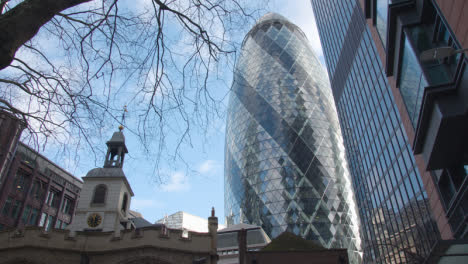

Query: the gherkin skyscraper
[224,13,362,262]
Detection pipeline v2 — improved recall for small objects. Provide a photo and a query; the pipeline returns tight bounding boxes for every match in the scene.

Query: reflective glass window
[376,0,389,47]
[398,34,428,127]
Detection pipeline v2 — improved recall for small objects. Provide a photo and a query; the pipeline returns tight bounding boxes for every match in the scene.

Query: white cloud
[131,198,165,210]
[161,171,190,192]
[198,160,219,174]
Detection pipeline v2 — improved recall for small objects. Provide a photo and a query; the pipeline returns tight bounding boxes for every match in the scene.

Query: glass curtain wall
[376,0,389,47]
[311,0,440,263]
[224,13,362,263]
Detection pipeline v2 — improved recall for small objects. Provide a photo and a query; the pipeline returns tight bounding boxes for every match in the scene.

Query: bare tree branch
[0,0,266,178]
[0,0,91,69]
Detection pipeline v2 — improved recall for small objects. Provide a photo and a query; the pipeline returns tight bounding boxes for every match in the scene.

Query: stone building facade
[0,224,217,264]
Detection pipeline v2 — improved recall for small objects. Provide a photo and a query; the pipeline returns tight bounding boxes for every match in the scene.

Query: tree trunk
[0,0,91,70]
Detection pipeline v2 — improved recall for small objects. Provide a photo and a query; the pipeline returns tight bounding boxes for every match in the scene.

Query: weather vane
[119,105,128,131]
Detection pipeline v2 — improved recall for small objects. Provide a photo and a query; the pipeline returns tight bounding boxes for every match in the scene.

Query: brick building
[0,110,82,231]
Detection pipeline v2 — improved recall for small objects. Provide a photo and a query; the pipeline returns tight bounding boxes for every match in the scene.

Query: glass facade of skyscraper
[224,13,362,263]
[310,0,440,263]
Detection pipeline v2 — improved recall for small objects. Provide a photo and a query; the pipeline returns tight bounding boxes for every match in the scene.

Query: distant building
[156,211,226,233]
[128,210,156,228]
[0,110,82,231]
[217,223,271,264]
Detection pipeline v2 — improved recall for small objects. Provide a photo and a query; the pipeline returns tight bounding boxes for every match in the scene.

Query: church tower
[67,127,134,235]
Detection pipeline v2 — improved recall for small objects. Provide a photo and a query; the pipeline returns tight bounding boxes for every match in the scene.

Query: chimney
[238,228,247,264]
[208,207,218,264]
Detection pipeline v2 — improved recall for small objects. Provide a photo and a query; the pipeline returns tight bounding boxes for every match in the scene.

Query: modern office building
[224,13,362,262]
[0,110,82,231]
[310,0,467,262]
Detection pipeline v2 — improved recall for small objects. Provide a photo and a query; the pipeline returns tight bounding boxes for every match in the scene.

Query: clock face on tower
[87,213,102,227]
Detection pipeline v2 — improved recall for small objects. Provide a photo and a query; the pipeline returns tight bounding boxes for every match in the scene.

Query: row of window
[335,24,438,263]
[1,197,72,229]
[11,171,74,214]
[38,212,69,231]
[311,0,356,76]
[309,1,432,261]
[375,0,467,238]
[1,193,74,226]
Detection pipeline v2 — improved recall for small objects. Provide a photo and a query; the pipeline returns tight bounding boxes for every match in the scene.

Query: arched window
[121,193,128,212]
[92,184,107,204]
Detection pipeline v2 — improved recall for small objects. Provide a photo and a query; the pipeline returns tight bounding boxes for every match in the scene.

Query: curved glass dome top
[242,13,308,46]
[256,12,289,24]
[225,13,362,263]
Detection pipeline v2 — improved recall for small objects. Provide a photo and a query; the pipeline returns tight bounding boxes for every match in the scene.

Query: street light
[420,46,468,62]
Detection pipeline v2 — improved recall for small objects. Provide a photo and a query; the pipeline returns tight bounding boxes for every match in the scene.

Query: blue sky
[21,0,326,225]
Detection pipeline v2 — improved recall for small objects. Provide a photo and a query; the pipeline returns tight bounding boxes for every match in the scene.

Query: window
[92,184,107,204]
[11,200,22,219]
[121,193,128,213]
[46,189,61,208]
[30,180,46,200]
[22,205,32,223]
[438,164,468,208]
[409,13,460,86]
[61,197,74,215]
[46,215,54,231]
[12,172,31,193]
[29,208,39,226]
[1,197,12,216]
[39,213,47,227]
[376,0,389,47]
[398,34,428,128]
[55,219,62,229]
